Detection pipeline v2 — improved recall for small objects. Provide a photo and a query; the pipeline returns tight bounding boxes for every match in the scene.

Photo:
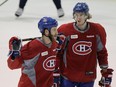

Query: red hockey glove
[99,68,114,87]
[8,36,22,59]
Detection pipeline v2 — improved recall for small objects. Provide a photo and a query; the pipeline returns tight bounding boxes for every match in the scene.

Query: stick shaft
[22,37,40,41]
[0,0,8,6]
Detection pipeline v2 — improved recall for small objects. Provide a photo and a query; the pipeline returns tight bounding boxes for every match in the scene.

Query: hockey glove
[56,33,65,45]
[99,68,114,87]
[8,36,22,60]
[56,33,66,51]
[53,68,60,87]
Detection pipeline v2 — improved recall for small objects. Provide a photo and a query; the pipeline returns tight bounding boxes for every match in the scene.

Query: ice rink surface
[0,0,116,87]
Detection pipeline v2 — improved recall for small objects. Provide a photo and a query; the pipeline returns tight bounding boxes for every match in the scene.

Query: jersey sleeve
[7,39,41,70]
[56,24,66,68]
[96,23,108,69]
[97,24,107,45]
[7,56,23,70]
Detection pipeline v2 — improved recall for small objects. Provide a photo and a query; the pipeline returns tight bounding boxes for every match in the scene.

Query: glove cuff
[8,50,20,60]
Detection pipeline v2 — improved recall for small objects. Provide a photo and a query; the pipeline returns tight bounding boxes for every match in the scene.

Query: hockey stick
[22,37,40,41]
[21,33,65,42]
[0,0,8,6]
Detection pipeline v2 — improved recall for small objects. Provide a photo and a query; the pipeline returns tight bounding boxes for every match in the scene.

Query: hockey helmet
[38,17,58,33]
[73,2,89,14]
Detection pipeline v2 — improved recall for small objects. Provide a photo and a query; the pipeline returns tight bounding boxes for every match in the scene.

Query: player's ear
[44,29,49,36]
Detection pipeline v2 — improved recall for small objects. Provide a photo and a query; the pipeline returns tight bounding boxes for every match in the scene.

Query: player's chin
[53,34,58,38]
[53,36,57,40]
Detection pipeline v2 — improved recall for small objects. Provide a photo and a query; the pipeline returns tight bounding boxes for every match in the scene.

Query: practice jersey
[57,22,108,82]
[7,38,58,87]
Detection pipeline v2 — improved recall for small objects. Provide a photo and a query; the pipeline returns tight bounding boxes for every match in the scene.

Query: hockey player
[7,17,59,87]
[15,0,64,18]
[57,2,114,87]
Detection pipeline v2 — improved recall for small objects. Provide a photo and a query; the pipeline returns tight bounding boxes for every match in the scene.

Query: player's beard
[49,31,58,42]
[48,33,54,42]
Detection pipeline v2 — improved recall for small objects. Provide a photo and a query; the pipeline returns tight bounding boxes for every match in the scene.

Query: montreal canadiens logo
[72,41,92,55]
[43,55,56,71]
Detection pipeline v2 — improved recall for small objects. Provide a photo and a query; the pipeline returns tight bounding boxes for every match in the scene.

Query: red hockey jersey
[57,22,108,82]
[7,38,58,87]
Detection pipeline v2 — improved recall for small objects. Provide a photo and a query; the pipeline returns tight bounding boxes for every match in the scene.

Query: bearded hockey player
[7,16,60,87]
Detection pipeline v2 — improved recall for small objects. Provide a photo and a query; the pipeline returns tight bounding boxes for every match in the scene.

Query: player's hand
[56,33,65,45]
[56,33,66,52]
[9,36,22,50]
[8,36,22,59]
[98,68,114,87]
